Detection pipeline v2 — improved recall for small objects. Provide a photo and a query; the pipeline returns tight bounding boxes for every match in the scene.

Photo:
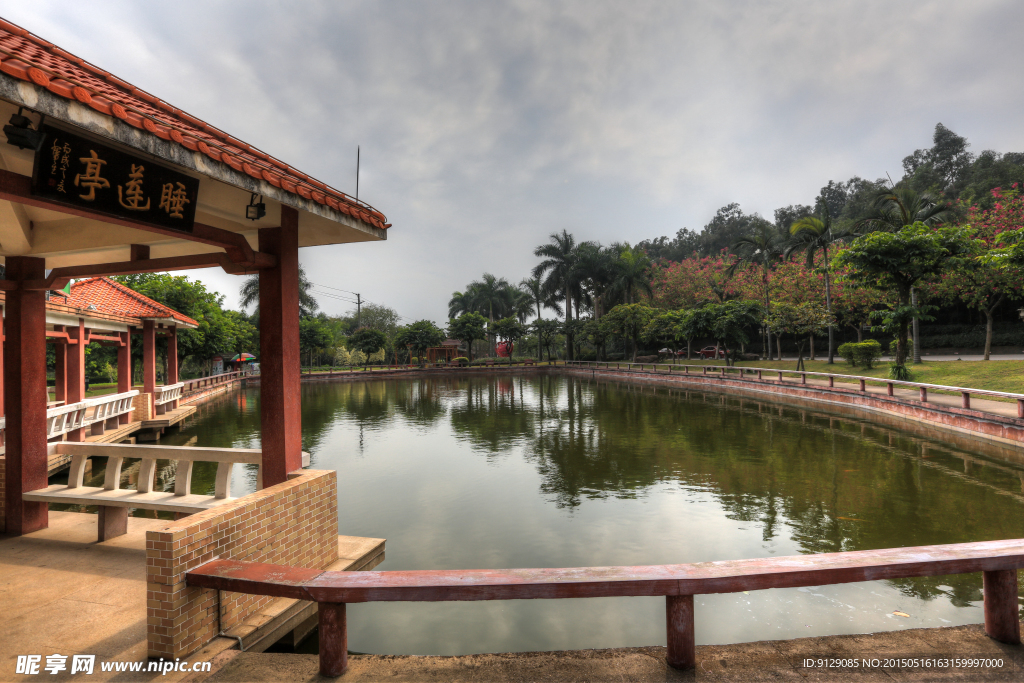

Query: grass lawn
[674,358,1024,395]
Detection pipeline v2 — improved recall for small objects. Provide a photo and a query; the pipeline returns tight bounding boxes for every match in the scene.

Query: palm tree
[518,277,563,321]
[731,224,785,358]
[533,230,590,361]
[855,187,949,233]
[787,208,855,363]
[239,265,319,319]
[607,243,653,305]
[448,287,480,319]
[468,273,514,322]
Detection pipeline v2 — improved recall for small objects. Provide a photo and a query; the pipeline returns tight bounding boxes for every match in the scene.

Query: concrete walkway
[198,622,1023,681]
[0,511,383,682]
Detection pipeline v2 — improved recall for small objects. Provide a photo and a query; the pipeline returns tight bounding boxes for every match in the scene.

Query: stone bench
[24,442,309,541]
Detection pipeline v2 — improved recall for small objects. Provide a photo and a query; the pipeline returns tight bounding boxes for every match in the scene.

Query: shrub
[452,356,469,366]
[838,340,883,369]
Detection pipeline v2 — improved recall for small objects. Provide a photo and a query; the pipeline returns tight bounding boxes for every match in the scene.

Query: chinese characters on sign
[31,125,198,233]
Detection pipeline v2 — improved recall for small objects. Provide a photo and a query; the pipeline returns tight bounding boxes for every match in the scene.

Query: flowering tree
[930,186,1024,359]
[650,253,758,310]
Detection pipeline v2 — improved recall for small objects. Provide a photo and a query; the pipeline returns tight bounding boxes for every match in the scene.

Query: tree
[448,312,488,362]
[531,318,561,362]
[833,223,981,377]
[704,300,762,366]
[394,320,445,366]
[856,186,950,233]
[349,327,388,366]
[607,243,654,305]
[299,316,334,367]
[644,309,696,360]
[787,207,855,363]
[937,186,1024,359]
[114,273,257,375]
[518,277,563,321]
[763,302,833,371]
[490,317,528,364]
[238,265,319,319]
[533,230,591,360]
[602,303,656,362]
[698,203,775,257]
[731,222,785,358]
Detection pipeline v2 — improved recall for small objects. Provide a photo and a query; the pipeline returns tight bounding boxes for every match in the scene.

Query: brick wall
[145,468,338,659]
[132,392,154,422]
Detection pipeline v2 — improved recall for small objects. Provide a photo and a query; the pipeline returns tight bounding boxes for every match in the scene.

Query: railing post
[961,392,970,409]
[920,387,927,402]
[828,376,834,388]
[665,594,695,670]
[1019,399,1024,419]
[859,379,865,392]
[319,602,348,676]
[801,373,806,385]
[757,370,762,380]
[887,382,894,396]
[777,371,782,381]
[983,570,1021,645]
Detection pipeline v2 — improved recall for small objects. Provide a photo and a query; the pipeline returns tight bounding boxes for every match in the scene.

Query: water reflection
[55,375,1024,654]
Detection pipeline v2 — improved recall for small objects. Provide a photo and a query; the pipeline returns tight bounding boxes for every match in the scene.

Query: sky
[7,1,1024,325]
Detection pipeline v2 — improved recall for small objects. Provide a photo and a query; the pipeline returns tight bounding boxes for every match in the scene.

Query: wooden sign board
[31,125,199,233]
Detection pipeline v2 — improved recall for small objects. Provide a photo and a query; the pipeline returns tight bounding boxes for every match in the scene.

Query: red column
[167,326,178,409]
[53,325,66,404]
[258,206,302,486]
[117,331,131,425]
[0,304,5,417]
[4,256,48,535]
[167,326,178,384]
[66,318,86,442]
[142,320,156,394]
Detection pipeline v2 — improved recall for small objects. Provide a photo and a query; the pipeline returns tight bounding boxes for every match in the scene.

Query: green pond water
[66,375,1024,655]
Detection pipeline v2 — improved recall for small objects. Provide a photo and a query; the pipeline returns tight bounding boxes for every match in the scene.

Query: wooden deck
[141,404,197,430]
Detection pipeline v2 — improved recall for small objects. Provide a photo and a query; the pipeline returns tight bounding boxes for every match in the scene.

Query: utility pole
[356,293,361,327]
[356,146,360,201]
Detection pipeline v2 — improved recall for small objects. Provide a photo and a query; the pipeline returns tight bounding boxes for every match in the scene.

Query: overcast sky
[8,1,1024,325]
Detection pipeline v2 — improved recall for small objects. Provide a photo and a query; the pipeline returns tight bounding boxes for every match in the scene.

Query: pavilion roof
[0,17,389,231]
[59,277,199,328]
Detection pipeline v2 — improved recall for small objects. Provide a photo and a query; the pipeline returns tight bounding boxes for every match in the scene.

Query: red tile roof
[0,18,390,231]
[61,277,199,327]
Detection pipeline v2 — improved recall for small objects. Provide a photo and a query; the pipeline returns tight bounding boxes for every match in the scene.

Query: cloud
[6,0,1024,322]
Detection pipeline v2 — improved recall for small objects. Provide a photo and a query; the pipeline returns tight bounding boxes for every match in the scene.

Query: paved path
[771,374,1022,420]
[199,623,1024,681]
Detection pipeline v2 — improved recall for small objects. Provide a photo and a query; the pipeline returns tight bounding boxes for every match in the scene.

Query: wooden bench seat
[25,442,309,541]
[188,538,1024,677]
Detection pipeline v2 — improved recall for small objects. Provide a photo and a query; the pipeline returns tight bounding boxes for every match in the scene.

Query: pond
[66,374,1024,655]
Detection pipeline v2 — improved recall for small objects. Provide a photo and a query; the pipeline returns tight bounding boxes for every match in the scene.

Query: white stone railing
[45,402,88,439]
[84,390,138,425]
[153,383,184,407]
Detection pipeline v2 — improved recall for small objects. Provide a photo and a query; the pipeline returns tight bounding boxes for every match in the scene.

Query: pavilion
[0,17,391,664]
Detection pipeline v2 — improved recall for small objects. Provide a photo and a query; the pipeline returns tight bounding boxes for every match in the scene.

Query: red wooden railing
[565,361,1024,419]
[187,539,1023,677]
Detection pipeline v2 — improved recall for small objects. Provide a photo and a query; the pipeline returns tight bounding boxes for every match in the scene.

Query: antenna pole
[356,146,360,200]
[356,293,361,327]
